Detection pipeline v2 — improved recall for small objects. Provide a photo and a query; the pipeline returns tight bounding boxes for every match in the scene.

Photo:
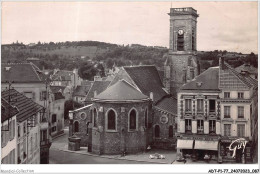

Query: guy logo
[228,138,248,158]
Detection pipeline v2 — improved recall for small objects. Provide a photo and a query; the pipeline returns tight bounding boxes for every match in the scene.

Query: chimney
[94,90,97,97]
[219,57,225,70]
[196,82,202,87]
[149,92,153,101]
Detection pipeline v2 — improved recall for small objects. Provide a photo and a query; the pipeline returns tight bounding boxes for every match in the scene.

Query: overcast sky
[1,1,258,54]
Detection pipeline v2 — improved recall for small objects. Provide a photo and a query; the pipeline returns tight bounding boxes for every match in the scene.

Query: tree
[96,63,105,77]
[106,58,114,69]
[78,62,98,80]
[64,100,83,120]
[245,52,257,68]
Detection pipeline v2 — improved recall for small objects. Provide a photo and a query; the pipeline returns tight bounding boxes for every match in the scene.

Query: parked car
[149,153,165,159]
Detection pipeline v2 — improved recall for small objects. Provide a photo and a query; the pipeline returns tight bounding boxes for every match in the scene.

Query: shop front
[219,137,251,163]
[194,140,219,161]
[176,134,220,162]
[177,139,194,156]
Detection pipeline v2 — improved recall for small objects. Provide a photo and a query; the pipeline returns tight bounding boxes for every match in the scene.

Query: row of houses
[176,58,258,163]
[1,63,73,164]
[1,89,48,164]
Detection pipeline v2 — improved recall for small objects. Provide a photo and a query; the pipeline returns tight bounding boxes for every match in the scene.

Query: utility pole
[2,81,15,132]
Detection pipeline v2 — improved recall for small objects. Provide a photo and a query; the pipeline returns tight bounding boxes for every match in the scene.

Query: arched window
[74,121,79,132]
[155,125,160,138]
[86,122,90,135]
[169,125,173,138]
[129,109,137,130]
[93,108,97,127]
[107,109,116,130]
[145,109,148,128]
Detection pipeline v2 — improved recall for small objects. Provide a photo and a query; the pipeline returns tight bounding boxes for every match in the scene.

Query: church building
[164,7,199,95]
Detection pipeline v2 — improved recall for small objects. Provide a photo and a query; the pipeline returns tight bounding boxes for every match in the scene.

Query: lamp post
[68,110,74,137]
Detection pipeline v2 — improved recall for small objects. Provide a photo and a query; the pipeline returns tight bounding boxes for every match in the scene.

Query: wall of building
[220,102,251,138]
[1,116,17,164]
[73,105,92,147]
[152,109,176,149]
[91,101,150,155]
[17,113,41,164]
[177,91,221,135]
[1,83,47,107]
[50,99,65,136]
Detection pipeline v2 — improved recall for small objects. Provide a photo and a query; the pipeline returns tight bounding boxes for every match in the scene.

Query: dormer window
[224,92,230,98]
[238,92,244,99]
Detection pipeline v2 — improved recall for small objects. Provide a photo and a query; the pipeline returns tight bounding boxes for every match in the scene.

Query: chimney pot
[149,92,153,101]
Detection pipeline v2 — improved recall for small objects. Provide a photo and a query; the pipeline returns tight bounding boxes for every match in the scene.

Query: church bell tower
[164,7,199,95]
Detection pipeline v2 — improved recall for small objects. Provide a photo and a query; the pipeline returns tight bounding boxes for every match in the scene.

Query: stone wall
[152,109,176,149]
[73,106,92,147]
[91,101,151,155]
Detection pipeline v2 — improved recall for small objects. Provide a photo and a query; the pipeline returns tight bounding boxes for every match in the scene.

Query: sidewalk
[51,128,176,164]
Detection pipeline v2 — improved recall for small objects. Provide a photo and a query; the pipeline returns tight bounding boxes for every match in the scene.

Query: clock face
[178,29,184,35]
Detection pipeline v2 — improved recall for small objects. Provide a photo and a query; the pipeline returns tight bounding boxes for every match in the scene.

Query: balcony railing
[197,127,204,134]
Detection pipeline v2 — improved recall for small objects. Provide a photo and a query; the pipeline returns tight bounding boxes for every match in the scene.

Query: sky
[1,1,258,54]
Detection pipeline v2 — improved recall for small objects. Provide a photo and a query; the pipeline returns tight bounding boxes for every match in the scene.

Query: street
[49,148,152,164]
[49,128,156,164]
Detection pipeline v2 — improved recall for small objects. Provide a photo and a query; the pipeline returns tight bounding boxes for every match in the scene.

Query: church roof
[85,81,111,103]
[73,85,91,97]
[181,67,220,91]
[123,65,167,103]
[155,95,177,115]
[93,79,149,102]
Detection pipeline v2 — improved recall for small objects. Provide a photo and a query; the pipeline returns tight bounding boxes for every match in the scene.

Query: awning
[194,140,218,151]
[177,139,194,149]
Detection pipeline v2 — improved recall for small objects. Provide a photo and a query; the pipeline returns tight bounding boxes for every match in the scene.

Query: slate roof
[1,89,44,122]
[93,80,149,102]
[85,81,111,103]
[81,80,93,86]
[235,64,258,75]
[181,67,220,91]
[1,63,45,83]
[123,65,167,103]
[1,98,19,123]
[50,86,66,94]
[181,62,258,91]
[51,70,73,81]
[155,95,177,115]
[224,62,258,89]
[73,85,91,97]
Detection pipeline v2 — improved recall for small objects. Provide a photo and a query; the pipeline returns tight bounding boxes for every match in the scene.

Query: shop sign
[228,138,248,158]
